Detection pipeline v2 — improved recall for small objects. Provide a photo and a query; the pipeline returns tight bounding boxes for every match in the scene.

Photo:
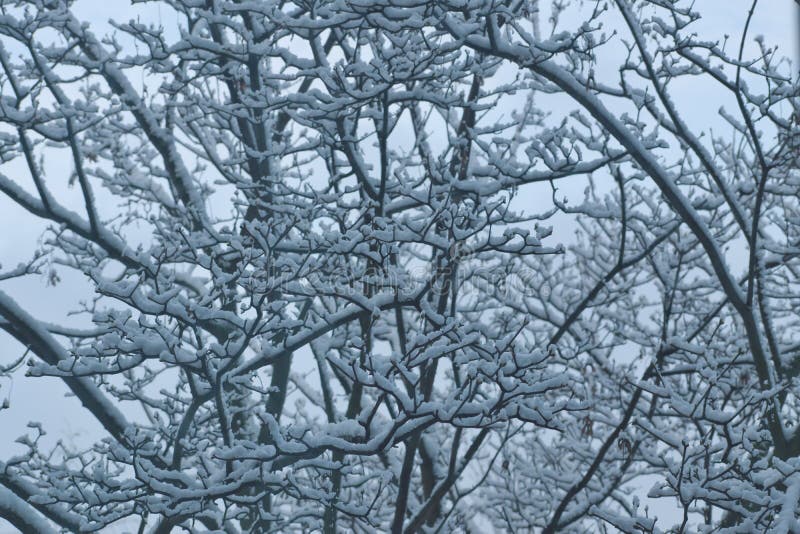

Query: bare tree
[0,0,797,532]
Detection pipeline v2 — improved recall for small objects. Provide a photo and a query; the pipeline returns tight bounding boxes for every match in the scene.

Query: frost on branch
[0,0,798,532]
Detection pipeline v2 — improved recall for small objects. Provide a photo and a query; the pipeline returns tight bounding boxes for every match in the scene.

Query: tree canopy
[0,0,798,532]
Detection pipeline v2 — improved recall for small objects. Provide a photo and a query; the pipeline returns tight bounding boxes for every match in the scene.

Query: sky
[0,1,798,532]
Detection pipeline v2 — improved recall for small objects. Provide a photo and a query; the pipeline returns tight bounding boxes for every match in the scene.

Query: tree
[0,0,797,532]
